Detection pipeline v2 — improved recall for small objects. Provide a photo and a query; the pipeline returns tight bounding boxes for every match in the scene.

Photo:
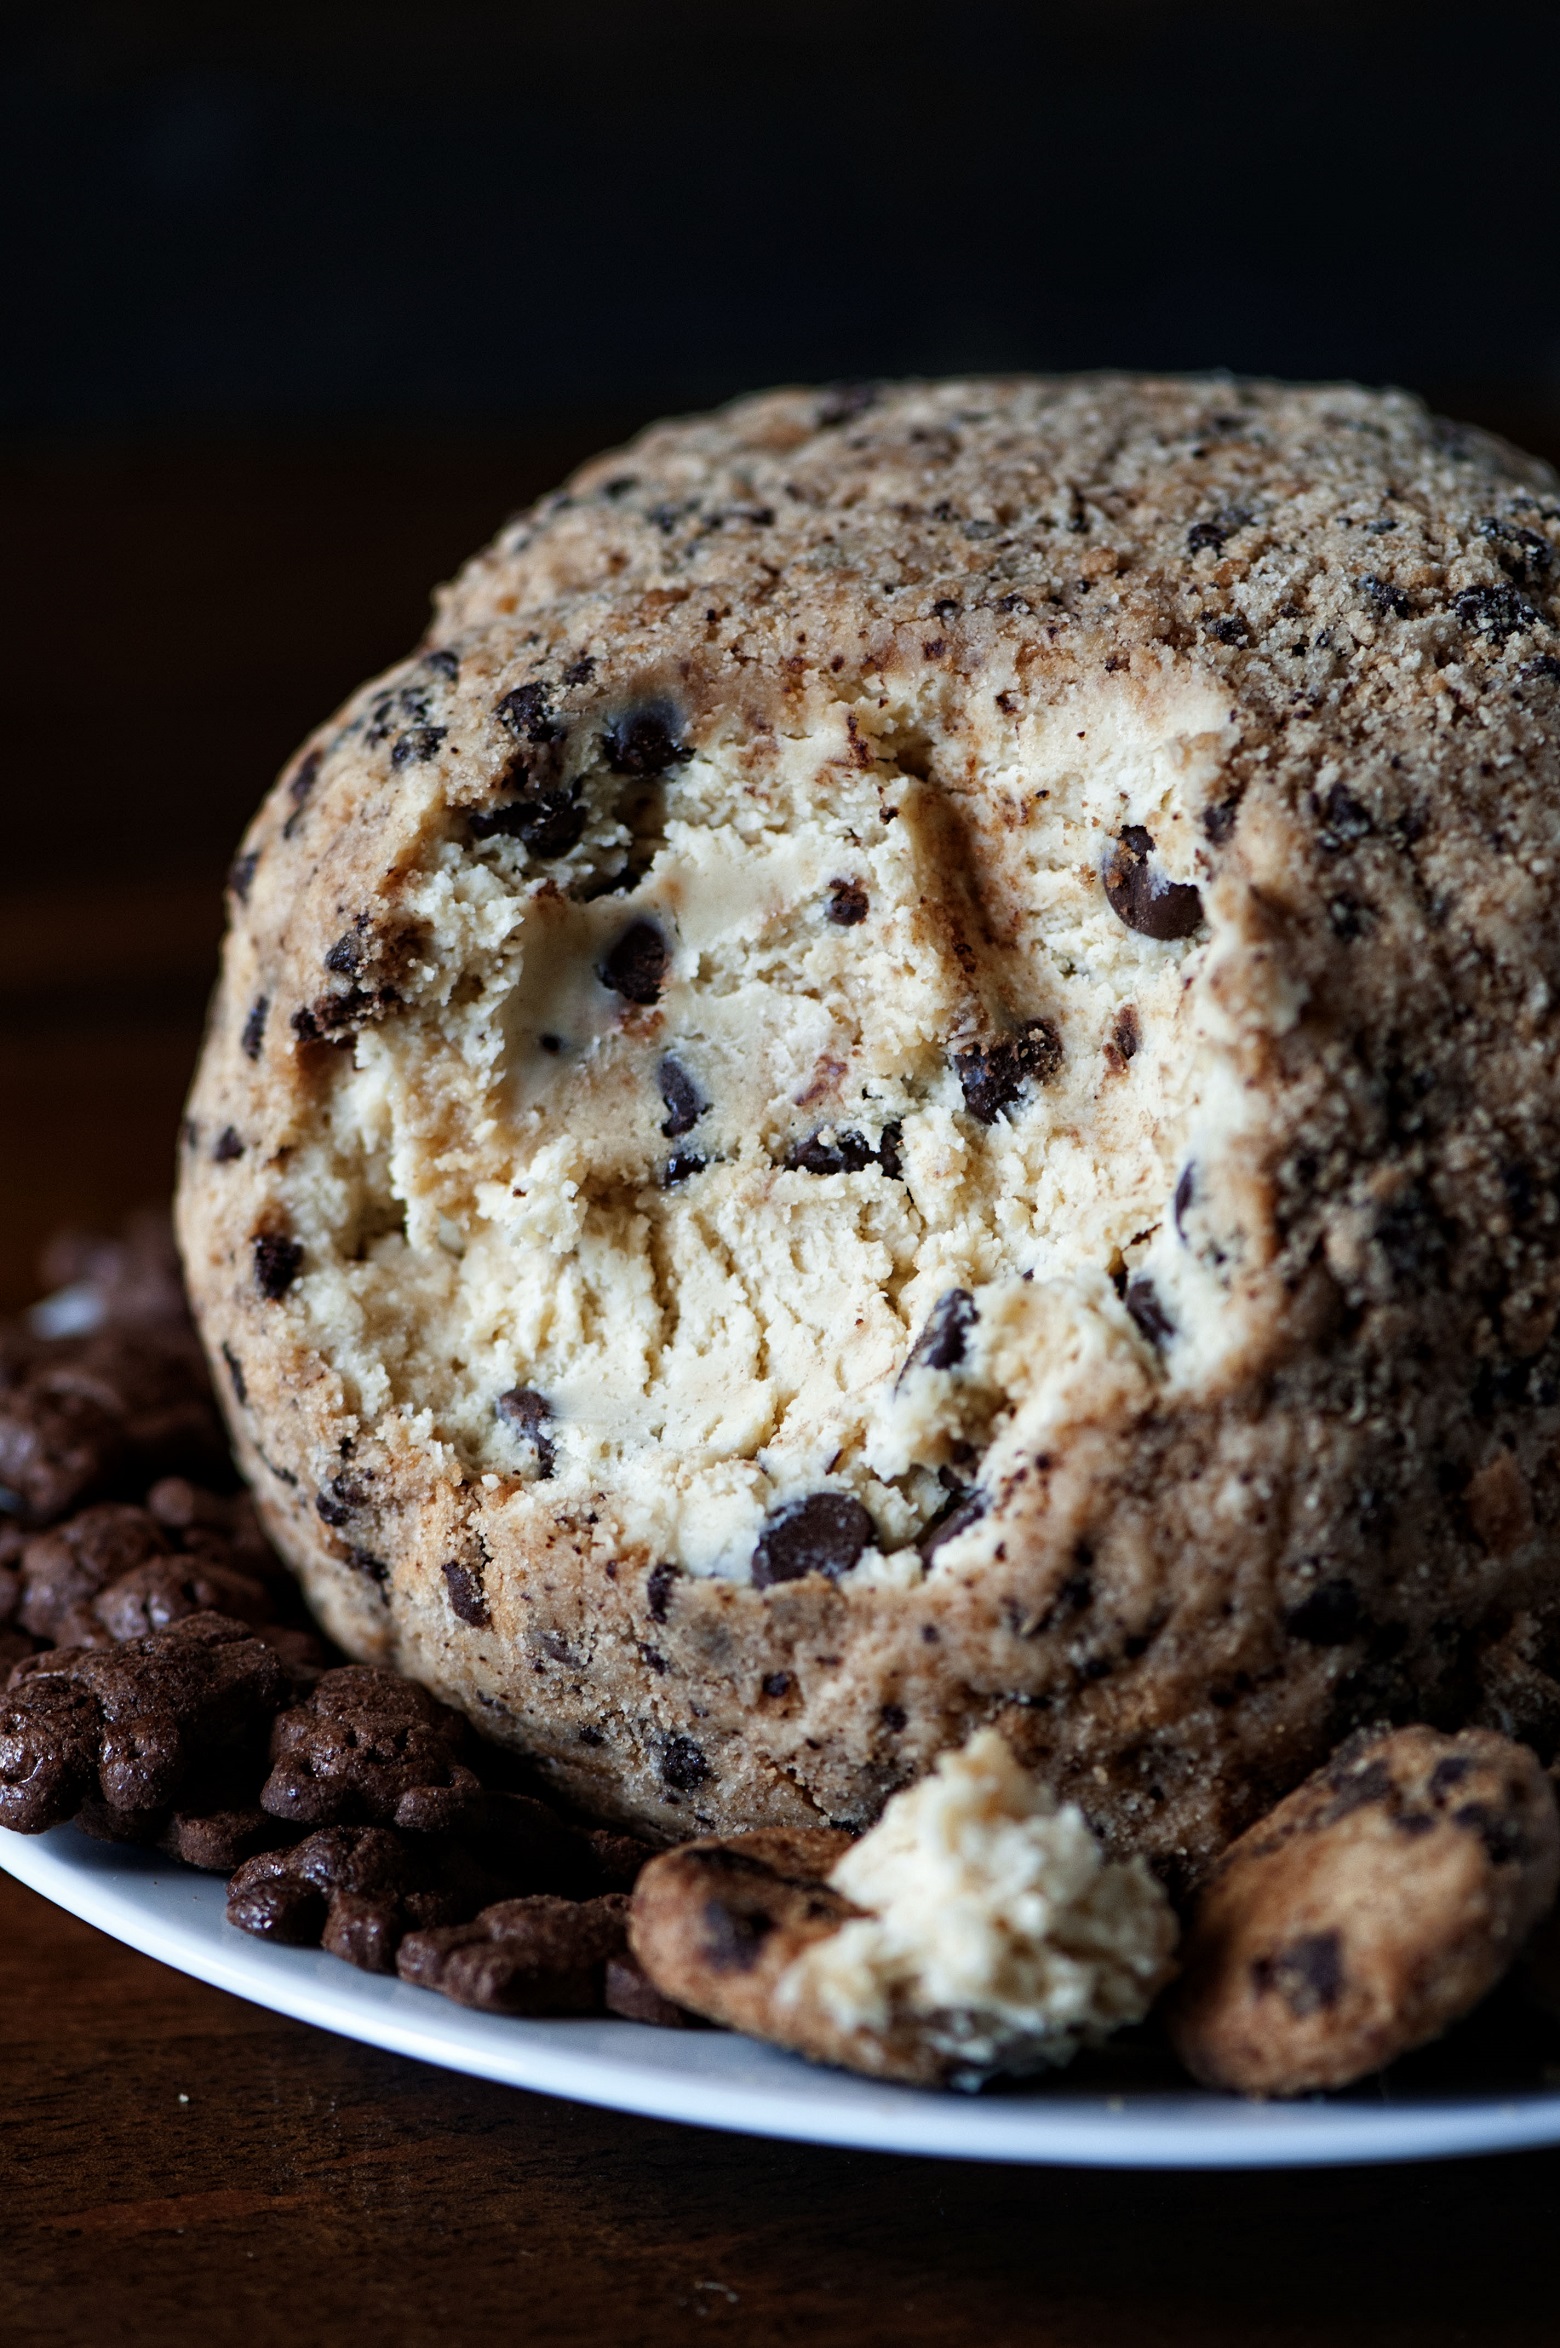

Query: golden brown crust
[1166,1725,1560,2095]
[178,375,1560,1874]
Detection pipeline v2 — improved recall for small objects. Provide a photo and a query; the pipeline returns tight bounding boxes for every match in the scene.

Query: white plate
[5,1821,1559,2169]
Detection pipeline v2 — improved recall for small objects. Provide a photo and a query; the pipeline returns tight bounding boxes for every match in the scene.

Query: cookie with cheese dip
[178,374,1560,1872]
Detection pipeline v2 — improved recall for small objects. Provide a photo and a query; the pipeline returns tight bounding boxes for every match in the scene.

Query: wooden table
[5,422,1560,2344]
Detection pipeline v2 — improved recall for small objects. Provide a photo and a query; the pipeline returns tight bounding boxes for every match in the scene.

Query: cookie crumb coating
[179,375,1560,1865]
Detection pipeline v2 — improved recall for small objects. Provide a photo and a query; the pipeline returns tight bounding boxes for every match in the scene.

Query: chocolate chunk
[662,1152,705,1188]
[227,851,260,903]
[877,1121,904,1179]
[397,1893,630,2014]
[443,1559,490,1628]
[826,878,870,926]
[907,1288,977,1372]
[0,1613,290,1835]
[494,683,561,744]
[390,726,447,767]
[252,1234,303,1302]
[17,1505,168,1639]
[469,788,587,859]
[1454,583,1544,640]
[260,1665,482,1832]
[602,705,688,778]
[1254,1929,1344,2017]
[752,1493,875,1588]
[1357,573,1413,620]
[241,997,268,1062]
[1286,1579,1363,1646]
[645,1560,678,1622]
[1186,507,1250,555]
[599,921,670,1005]
[954,1019,1063,1123]
[494,1387,556,1478]
[657,1056,707,1139]
[1125,1276,1173,1348]
[660,1733,711,1793]
[1102,827,1204,941]
[212,1127,244,1164]
[604,1953,701,2026]
[785,1128,878,1176]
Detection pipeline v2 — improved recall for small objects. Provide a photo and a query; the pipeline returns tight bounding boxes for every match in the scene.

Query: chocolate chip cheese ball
[178,376,1560,1870]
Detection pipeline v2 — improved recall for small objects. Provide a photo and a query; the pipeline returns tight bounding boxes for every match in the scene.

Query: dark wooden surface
[5,418,1560,2343]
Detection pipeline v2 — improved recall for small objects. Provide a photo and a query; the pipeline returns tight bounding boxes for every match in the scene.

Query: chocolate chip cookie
[178,376,1560,1872]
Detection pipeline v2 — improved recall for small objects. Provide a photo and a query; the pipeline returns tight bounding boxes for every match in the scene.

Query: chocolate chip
[442,1560,490,1628]
[600,921,669,1005]
[1286,1579,1363,1646]
[1454,583,1544,640]
[563,656,596,686]
[823,874,870,925]
[228,851,260,902]
[602,706,688,778]
[221,1345,247,1408]
[1187,507,1250,555]
[658,1057,707,1138]
[212,1127,244,1164]
[880,1702,907,1732]
[1125,1276,1173,1347]
[646,1561,678,1622]
[752,1493,875,1588]
[252,1235,303,1302]
[918,1487,985,1563]
[1253,1929,1344,2016]
[761,1672,791,1698]
[1109,1006,1140,1063]
[954,1020,1063,1123]
[701,1896,774,1971]
[495,1387,556,1478]
[662,1152,706,1188]
[1316,783,1374,851]
[391,726,447,767]
[495,683,561,744]
[907,1289,977,1372]
[877,1121,904,1179]
[1202,798,1240,844]
[1102,827,1204,940]
[816,381,880,428]
[241,997,268,1062]
[661,1733,711,1793]
[469,792,587,858]
[1357,573,1413,620]
[785,1128,879,1176]
[314,1474,367,1529]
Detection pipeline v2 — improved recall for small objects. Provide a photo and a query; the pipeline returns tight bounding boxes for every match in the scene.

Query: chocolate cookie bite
[179,375,1560,1866]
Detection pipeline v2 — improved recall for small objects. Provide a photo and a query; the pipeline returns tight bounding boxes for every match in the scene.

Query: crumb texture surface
[179,374,1560,1868]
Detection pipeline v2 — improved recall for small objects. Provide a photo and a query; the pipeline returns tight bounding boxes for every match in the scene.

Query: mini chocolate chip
[228,850,260,901]
[349,1549,389,1586]
[826,878,870,926]
[1186,507,1250,555]
[1316,783,1373,851]
[443,1560,491,1628]
[241,997,269,1061]
[221,1344,248,1407]
[1202,798,1240,844]
[1110,1005,1140,1063]
[908,1288,977,1372]
[495,683,561,744]
[563,656,596,686]
[1452,1800,1528,1866]
[661,1733,711,1792]
[1254,1929,1344,2017]
[954,1019,1063,1123]
[877,1121,904,1179]
[469,793,587,858]
[600,921,669,1005]
[662,1152,706,1188]
[578,1725,604,1746]
[253,1234,303,1301]
[315,1472,367,1528]
[495,1388,556,1479]
[324,928,364,976]
[212,1127,244,1164]
[391,726,446,767]
[880,1702,907,1732]
[1357,572,1413,620]
[603,705,688,778]
[646,1561,678,1622]
[288,748,323,805]
[1286,1579,1363,1646]
[1102,827,1204,941]
[752,1493,875,1588]
[658,1057,707,1138]
[1455,583,1544,640]
[1173,1163,1196,1238]
[1516,652,1560,690]
[1125,1276,1173,1347]
[761,1672,792,1698]
[785,1128,879,1176]
[816,381,879,428]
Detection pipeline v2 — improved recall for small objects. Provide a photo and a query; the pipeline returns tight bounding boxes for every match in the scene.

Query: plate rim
[6,1824,1560,2171]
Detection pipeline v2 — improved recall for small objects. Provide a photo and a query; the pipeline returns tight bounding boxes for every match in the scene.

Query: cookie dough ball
[178,376,1560,1867]
[1167,1725,1560,2096]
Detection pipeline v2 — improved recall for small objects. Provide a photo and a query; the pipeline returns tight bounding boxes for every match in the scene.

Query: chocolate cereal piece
[259,1664,483,1830]
[227,1825,469,1969]
[397,1893,630,2014]
[159,1803,297,1873]
[1166,1725,1560,2096]
[0,1613,291,1835]
[0,1324,226,1525]
[17,1505,169,1639]
[603,1953,702,2027]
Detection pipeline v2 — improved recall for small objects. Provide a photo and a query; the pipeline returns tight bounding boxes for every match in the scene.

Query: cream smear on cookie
[299,669,1272,1583]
